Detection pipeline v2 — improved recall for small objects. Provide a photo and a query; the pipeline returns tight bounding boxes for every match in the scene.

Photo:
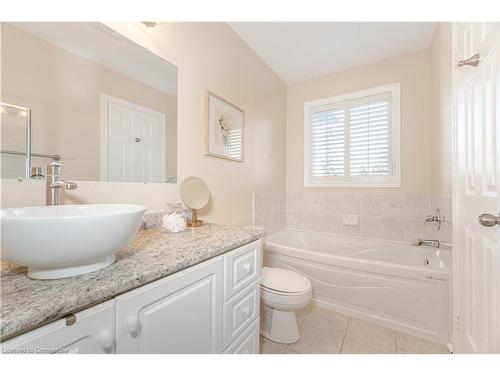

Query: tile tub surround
[253,192,287,235]
[285,192,453,244]
[0,224,264,341]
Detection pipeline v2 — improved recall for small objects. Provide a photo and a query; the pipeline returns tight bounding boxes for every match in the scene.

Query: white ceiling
[228,22,437,84]
[11,22,178,96]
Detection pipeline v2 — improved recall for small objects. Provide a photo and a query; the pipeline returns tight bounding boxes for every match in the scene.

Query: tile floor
[260,306,450,354]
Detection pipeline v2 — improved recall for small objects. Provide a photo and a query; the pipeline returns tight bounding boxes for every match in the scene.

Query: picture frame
[204,91,245,162]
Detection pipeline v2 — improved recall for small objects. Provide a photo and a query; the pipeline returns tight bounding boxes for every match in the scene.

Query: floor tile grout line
[395,331,399,353]
[339,317,351,353]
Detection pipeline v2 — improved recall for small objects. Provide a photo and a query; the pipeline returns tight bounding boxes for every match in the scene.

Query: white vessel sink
[1,204,145,279]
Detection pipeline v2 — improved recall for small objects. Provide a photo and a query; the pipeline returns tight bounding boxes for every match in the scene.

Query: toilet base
[261,304,300,344]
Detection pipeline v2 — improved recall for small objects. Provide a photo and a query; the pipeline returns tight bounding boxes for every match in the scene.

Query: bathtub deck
[260,306,450,354]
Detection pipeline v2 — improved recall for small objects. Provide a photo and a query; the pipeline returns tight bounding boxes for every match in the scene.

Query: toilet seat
[260,284,310,296]
[261,267,311,294]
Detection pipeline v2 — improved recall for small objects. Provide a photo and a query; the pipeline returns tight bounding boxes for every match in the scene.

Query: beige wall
[1,22,453,226]
[286,49,432,194]
[1,24,177,181]
[430,23,453,197]
[1,22,287,226]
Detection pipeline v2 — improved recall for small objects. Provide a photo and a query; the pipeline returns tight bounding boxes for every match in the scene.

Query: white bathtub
[264,229,450,344]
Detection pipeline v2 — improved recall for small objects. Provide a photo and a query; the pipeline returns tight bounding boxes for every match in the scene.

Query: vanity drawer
[0,300,115,354]
[224,239,261,301]
[223,279,260,349]
[223,317,260,354]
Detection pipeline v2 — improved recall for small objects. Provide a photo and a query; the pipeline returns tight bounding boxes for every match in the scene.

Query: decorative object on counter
[205,91,245,162]
[179,176,210,227]
[161,203,187,233]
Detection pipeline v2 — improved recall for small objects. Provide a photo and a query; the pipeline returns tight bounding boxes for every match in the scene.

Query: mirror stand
[187,209,204,227]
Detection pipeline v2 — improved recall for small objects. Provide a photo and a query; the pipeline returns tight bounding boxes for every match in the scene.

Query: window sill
[304,181,401,188]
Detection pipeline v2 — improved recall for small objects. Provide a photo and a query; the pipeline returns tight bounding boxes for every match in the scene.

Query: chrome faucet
[46,162,78,205]
[417,239,441,248]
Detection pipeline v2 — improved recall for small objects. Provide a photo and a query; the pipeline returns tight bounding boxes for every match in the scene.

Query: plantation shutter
[310,103,346,177]
[349,93,391,177]
[306,86,398,186]
[226,127,243,160]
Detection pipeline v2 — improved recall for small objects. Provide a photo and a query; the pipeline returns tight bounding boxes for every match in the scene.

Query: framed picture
[205,91,245,162]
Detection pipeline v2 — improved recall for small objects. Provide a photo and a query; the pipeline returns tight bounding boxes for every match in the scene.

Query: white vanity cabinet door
[115,257,223,354]
[0,301,115,354]
[223,318,260,354]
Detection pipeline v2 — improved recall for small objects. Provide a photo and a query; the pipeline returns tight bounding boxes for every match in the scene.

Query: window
[304,83,400,187]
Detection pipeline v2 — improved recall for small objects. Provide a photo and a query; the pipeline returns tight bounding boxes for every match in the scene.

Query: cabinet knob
[126,316,139,337]
[98,331,114,352]
[243,306,251,317]
[243,263,251,273]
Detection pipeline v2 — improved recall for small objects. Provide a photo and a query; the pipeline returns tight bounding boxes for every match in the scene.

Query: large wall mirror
[1,22,178,183]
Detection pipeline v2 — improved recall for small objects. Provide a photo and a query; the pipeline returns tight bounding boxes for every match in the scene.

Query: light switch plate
[342,214,359,226]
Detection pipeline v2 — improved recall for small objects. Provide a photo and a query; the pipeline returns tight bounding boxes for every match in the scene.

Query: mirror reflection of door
[101,95,166,183]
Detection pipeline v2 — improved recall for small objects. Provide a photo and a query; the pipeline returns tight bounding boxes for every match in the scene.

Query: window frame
[304,83,401,188]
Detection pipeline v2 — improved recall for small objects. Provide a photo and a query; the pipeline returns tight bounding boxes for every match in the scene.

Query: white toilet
[260,267,312,344]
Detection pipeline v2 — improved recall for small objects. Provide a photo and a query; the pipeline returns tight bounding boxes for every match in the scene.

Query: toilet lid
[261,267,311,293]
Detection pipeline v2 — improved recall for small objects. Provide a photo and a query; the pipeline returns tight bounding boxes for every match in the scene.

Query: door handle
[478,213,500,227]
[98,331,114,352]
[243,306,251,317]
[458,53,480,67]
[126,316,139,337]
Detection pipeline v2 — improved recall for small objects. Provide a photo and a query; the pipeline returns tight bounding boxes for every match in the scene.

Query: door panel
[138,277,216,353]
[115,257,223,354]
[454,22,500,354]
[0,301,115,354]
[102,95,166,183]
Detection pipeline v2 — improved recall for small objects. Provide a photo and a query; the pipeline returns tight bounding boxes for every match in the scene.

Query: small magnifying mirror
[179,176,210,227]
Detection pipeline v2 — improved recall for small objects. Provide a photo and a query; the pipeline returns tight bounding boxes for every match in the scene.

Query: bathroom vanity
[0,224,264,354]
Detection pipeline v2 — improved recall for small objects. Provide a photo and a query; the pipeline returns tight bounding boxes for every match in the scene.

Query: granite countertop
[0,223,264,341]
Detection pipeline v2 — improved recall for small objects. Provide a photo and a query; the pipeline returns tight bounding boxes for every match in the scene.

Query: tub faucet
[424,208,443,229]
[46,162,78,205]
[417,239,440,248]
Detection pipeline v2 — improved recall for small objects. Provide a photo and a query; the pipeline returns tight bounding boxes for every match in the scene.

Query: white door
[453,22,500,353]
[0,301,115,354]
[115,257,223,354]
[101,94,166,183]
